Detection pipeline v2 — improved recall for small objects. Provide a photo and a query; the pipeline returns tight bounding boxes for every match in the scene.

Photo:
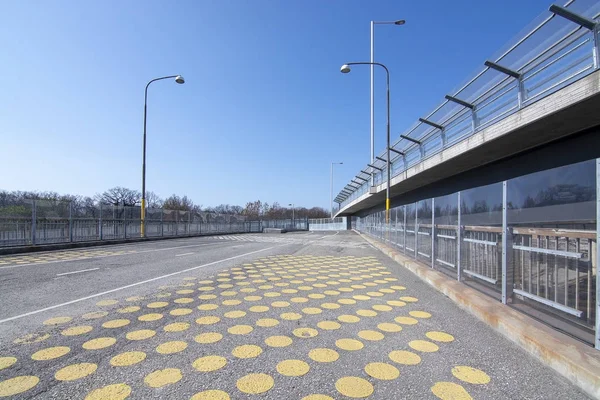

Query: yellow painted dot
[82,311,108,320]
[117,306,141,313]
[431,382,472,400]
[365,362,400,380]
[356,309,377,317]
[232,344,263,358]
[102,319,130,329]
[147,301,169,309]
[308,293,325,299]
[372,305,392,312]
[409,340,439,352]
[55,362,98,381]
[224,310,247,318]
[256,318,279,327]
[31,346,70,361]
[426,331,455,343]
[0,357,17,371]
[177,289,195,294]
[410,310,432,319]
[198,304,219,311]
[264,292,281,297]
[13,332,50,345]
[335,376,373,398]
[379,288,395,293]
[190,389,231,400]
[317,320,341,330]
[320,303,340,311]
[126,329,156,341]
[84,383,131,400]
[302,307,323,315]
[193,355,227,372]
[0,376,39,396]
[196,316,220,325]
[302,395,333,400]
[110,351,146,366]
[335,338,364,351]
[144,368,183,388]
[338,314,360,323]
[389,350,421,365]
[96,299,118,306]
[223,299,243,306]
[378,323,403,333]
[293,327,318,338]
[387,300,406,307]
[271,301,290,308]
[220,291,237,297]
[282,288,298,294]
[352,295,371,301]
[338,298,356,305]
[156,291,172,298]
[265,335,293,347]
[391,285,406,290]
[338,288,353,293]
[240,288,257,293]
[358,330,385,341]
[451,366,491,384]
[198,286,215,292]
[281,312,302,321]
[236,373,274,394]
[249,305,270,313]
[83,337,116,350]
[244,295,262,301]
[400,296,418,302]
[43,316,72,326]
[199,294,217,300]
[395,316,419,325]
[61,325,93,336]
[164,322,190,332]
[194,332,223,344]
[156,341,188,354]
[138,313,163,322]
[308,348,339,363]
[228,325,253,335]
[277,359,310,376]
[174,297,194,304]
[367,291,384,297]
[291,297,309,303]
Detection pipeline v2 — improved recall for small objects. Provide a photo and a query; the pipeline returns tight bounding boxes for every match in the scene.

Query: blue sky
[0,0,561,209]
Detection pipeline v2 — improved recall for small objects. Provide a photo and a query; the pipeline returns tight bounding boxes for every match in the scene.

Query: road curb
[0,231,256,256]
[355,230,600,399]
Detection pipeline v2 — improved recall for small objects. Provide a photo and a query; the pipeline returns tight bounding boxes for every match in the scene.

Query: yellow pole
[140,199,146,237]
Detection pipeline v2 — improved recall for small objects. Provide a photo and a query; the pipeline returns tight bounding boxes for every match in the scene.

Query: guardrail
[337,0,600,208]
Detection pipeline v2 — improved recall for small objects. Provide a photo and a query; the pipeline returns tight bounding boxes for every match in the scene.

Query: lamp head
[175,75,185,84]
[340,64,351,74]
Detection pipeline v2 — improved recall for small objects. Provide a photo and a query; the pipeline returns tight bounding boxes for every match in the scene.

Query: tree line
[0,187,329,219]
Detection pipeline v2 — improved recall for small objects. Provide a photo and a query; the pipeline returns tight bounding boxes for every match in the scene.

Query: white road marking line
[0,245,282,324]
[56,268,100,277]
[0,242,223,270]
[175,252,194,257]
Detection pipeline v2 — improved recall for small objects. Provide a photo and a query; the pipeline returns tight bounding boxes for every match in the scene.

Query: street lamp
[341,62,392,224]
[370,20,405,186]
[330,162,343,218]
[141,75,185,237]
[288,203,295,221]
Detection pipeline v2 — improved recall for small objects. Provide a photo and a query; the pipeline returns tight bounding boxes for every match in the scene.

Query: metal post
[517,76,526,108]
[31,200,36,245]
[69,201,73,242]
[414,202,418,258]
[457,191,462,281]
[403,205,407,254]
[593,26,599,69]
[431,198,435,268]
[595,158,600,349]
[502,180,513,305]
[99,205,103,241]
[370,20,375,188]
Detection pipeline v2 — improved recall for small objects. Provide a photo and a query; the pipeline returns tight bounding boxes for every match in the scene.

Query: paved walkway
[0,232,589,399]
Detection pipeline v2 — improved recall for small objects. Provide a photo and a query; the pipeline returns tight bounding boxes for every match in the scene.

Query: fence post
[414,202,418,259]
[403,205,407,254]
[31,200,37,245]
[431,198,435,268]
[69,201,73,242]
[161,209,164,237]
[99,205,103,240]
[595,158,600,350]
[501,181,513,305]
[457,191,462,282]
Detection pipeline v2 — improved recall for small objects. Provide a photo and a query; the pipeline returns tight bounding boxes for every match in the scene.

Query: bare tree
[145,191,163,209]
[96,187,141,206]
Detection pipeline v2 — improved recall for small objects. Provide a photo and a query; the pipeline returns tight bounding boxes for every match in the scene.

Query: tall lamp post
[330,162,343,218]
[370,20,404,186]
[341,62,391,224]
[288,203,295,221]
[141,75,185,237]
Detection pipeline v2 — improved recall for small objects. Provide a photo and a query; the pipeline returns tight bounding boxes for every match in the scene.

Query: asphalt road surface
[0,231,589,399]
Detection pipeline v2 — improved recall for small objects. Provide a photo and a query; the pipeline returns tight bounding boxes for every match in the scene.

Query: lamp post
[141,75,185,237]
[341,62,391,224]
[288,203,295,221]
[370,20,404,186]
[330,162,343,219]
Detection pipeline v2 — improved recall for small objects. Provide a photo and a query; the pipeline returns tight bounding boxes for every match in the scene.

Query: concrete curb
[0,231,256,256]
[356,230,600,399]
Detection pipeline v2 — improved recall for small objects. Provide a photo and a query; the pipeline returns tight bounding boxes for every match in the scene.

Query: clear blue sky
[0,0,560,209]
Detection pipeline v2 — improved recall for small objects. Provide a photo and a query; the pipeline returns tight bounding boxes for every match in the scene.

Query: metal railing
[337,0,600,209]
[308,217,346,231]
[354,158,599,348]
